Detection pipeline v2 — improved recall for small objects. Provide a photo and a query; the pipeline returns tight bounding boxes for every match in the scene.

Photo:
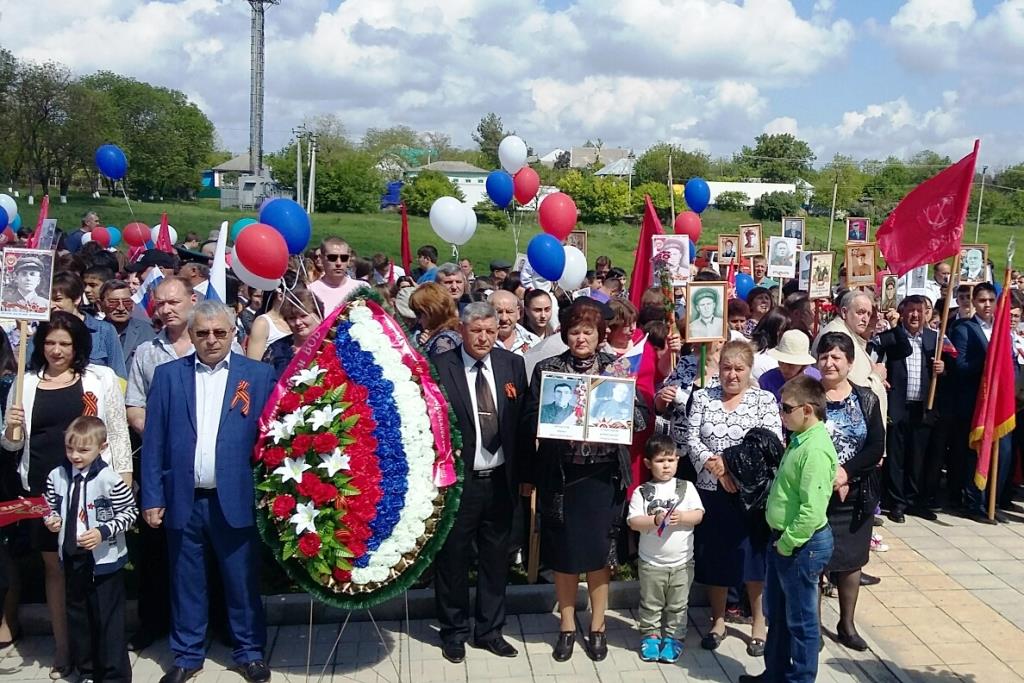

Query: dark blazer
[140,352,275,530]
[950,317,990,419]
[879,325,948,421]
[120,316,156,366]
[434,346,531,495]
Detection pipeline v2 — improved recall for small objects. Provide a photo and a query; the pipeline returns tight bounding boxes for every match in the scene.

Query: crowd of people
[0,208,1020,683]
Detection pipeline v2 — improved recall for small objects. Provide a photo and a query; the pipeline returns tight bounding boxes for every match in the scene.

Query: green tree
[630,181,671,216]
[559,170,629,224]
[402,170,463,216]
[810,154,867,213]
[633,143,710,186]
[714,191,749,212]
[751,191,801,221]
[995,163,1024,190]
[472,113,507,169]
[738,133,815,183]
[316,152,384,213]
[473,199,510,230]
[861,157,912,211]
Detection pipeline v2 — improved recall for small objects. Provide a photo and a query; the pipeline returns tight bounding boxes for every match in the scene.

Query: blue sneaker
[639,635,661,662]
[659,637,683,663]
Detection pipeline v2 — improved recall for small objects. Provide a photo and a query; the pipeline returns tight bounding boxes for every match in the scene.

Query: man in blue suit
[142,301,275,683]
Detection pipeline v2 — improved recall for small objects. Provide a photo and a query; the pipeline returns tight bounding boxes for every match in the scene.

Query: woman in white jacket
[1,311,130,679]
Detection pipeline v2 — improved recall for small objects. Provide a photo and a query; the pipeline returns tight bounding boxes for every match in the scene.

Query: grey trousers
[637,559,694,640]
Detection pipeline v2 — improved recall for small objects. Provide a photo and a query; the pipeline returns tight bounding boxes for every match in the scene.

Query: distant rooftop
[411,161,488,174]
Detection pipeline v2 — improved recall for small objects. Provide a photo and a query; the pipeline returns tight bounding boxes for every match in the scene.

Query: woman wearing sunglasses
[814,332,884,651]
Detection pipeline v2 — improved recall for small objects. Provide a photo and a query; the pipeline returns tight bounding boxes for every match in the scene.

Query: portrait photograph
[651,234,690,286]
[513,252,528,274]
[536,372,587,442]
[846,217,870,242]
[685,282,728,342]
[739,223,762,256]
[0,247,54,321]
[809,253,834,299]
[798,251,813,291]
[766,236,799,279]
[717,234,738,264]
[959,244,988,285]
[566,230,588,257]
[845,243,877,287]
[908,265,928,294]
[586,377,636,445]
[782,216,805,247]
[880,275,900,311]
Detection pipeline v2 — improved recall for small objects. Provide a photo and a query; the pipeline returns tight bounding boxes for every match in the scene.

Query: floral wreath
[254,296,463,609]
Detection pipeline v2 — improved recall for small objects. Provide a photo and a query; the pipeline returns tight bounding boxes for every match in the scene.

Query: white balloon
[451,203,477,246]
[0,194,17,223]
[498,136,528,174]
[558,245,588,290]
[429,196,468,244]
[233,251,281,291]
[150,224,178,245]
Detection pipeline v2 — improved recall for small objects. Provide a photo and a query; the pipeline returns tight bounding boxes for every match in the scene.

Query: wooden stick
[988,438,999,521]
[527,489,540,584]
[11,320,27,442]
[927,253,961,410]
[699,343,706,387]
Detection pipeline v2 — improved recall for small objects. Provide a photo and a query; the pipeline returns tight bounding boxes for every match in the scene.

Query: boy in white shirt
[627,435,705,663]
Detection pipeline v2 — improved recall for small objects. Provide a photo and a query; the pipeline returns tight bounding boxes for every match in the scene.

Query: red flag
[970,286,1016,490]
[399,201,412,274]
[154,212,175,254]
[629,195,665,310]
[0,496,48,527]
[26,195,49,249]
[876,139,979,276]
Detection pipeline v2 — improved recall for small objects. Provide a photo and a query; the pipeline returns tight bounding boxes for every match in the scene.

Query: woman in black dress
[525,299,649,662]
[816,332,884,651]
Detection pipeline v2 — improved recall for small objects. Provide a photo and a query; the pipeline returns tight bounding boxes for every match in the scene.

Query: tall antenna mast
[248,0,279,175]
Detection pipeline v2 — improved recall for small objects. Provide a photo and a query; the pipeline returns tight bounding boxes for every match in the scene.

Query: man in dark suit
[949,283,1014,523]
[142,301,276,683]
[432,302,531,663]
[879,295,947,522]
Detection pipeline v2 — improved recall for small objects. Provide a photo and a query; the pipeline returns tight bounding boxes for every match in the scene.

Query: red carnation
[313,432,339,454]
[347,539,367,558]
[346,384,369,404]
[278,392,303,414]
[262,447,288,469]
[332,567,352,583]
[303,385,326,404]
[291,434,315,456]
[298,532,322,557]
[324,369,347,389]
[296,472,321,498]
[310,482,338,506]
[271,494,296,519]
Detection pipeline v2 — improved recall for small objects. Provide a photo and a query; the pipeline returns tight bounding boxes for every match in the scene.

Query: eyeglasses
[194,329,229,340]
[325,254,350,263]
[781,403,804,415]
[104,298,134,310]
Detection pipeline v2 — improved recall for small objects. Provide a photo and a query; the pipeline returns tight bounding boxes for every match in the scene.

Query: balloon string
[119,182,137,222]
[451,244,459,262]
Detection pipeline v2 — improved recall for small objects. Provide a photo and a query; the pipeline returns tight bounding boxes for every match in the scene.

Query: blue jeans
[764,526,833,683]
[964,435,1012,515]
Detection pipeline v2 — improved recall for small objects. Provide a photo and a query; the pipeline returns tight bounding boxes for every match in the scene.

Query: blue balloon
[735,273,756,300]
[10,213,21,231]
[231,217,257,241]
[0,207,7,231]
[259,198,311,255]
[145,240,155,250]
[485,170,514,208]
[527,233,566,281]
[684,177,711,214]
[106,226,122,247]
[95,144,128,180]
[689,240,697,262]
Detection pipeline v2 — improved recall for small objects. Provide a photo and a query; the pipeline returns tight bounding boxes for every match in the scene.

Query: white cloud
[764,117,799,136]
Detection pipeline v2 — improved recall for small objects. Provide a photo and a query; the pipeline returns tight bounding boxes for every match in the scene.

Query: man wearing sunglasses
[99,280,155,366]
[308,237,368,314]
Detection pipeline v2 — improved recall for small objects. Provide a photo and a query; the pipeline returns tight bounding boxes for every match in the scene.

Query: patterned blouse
[685,385,783,491]
[825,390,868,467]
[422,329,462,357]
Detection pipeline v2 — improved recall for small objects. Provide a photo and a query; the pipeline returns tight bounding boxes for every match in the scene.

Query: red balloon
[233,223,289,279]
[123,222,150,248]
[91,226,111,248]
[538,192,577,240]
[673,211,702,242]
[513,167,540,205]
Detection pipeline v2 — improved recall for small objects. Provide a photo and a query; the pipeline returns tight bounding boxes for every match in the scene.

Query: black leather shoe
[860,573,881,587]
[887,509,906,524]
[441,642,466,663]
[738,675,767,683]
[553,631,575,661]
[587,631,607,661]
[908,507,938,521]
[969,511,998,525]
[159,667,202,683]
[241,660,271,683]
[837,628,869,652]
[474,636,518,657]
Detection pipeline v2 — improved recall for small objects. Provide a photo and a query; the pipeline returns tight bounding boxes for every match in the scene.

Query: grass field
[10,193,1019,273]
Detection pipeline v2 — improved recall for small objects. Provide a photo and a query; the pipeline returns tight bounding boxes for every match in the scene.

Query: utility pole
[826,169,839,252]
[975,165,988,242]
[247,0,279,175]
[668,153,676,224]
[292,126,306,209]
[306,133,318,215]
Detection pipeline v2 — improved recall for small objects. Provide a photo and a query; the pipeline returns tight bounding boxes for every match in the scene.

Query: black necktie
[474,360,501,454]
[63,474,83,558]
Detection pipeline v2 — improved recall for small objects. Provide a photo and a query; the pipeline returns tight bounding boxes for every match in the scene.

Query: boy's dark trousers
[65,552,131,682]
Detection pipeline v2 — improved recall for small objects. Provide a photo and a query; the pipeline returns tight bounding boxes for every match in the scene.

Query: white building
[405,161,490,207]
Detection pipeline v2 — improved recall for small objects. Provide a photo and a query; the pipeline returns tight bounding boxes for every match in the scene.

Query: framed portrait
[685,282,728,342]
[651,234,690,286]
[766,236,799,279]
[0,248,54,321]
[717,234,738,265]
[513,252,528,274]
[566,230,587,257]
[845,243,877,287]
[782,216,805,248]
[959,244,988,285]
[536,372,587,442]
[798,251,813,291]
[586,377,636,445]
[907,265,929,294]
[739,224,762,257]
[846,217,870,243]
[809,253,834,299]
[880,275,900,310]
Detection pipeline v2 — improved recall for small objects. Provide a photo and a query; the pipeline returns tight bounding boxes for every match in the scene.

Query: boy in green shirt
[741,375,837,683]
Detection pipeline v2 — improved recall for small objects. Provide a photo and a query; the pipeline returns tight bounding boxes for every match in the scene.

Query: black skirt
[540,462,623,574]
[826,491,872,572]
[694,486,768,586]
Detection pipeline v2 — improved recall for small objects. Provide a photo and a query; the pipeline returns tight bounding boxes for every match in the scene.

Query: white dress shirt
[460,348,505,471]
[194,355,231,488]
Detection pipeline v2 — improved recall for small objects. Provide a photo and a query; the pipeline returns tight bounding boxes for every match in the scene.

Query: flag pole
[927,252,960,410]
[988,241,1016,519]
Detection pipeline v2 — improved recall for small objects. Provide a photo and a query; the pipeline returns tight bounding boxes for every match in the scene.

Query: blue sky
[1,0,1021,168]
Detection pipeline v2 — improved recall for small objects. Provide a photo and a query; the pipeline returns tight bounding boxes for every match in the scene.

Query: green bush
[473,199,510,230]
[714,191,749,212]
[402,170,464,216]
[316,152,384,213]
[751,191,802,221]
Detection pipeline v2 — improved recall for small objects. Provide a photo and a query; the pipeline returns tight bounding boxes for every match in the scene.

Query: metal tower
[248,0,279,175]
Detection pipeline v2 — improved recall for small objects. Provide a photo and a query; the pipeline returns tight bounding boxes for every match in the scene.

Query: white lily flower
[318,448,351,477]
[274,456,311,484]
[289,501,319,535]
[292,365,324,387]
[308,405,343,431]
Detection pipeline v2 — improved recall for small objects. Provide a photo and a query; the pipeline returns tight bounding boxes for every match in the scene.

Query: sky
[1,0,1021,169]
